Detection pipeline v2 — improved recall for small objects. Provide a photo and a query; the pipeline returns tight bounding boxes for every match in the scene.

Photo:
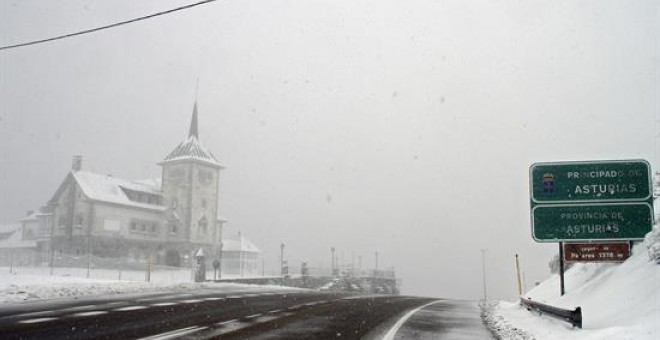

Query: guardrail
[520,298,582,329]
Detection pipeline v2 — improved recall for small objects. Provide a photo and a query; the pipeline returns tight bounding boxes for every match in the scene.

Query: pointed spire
[189,102,199,139]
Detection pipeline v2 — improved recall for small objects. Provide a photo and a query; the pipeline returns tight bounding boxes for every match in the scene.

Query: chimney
[72,155,82,172]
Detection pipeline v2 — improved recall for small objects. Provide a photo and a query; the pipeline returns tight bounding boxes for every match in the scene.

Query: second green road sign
[530,160,653,242]
[532,203,653,242]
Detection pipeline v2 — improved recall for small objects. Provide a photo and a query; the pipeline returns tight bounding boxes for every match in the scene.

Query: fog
[1,0,657,300]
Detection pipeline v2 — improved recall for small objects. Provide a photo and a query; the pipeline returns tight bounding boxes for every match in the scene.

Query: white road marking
[71,311,108,317]
[18,317,58,324]
[138,326,207,340]
[203,297,225,301]
[113,305,148,311]
[256,315,279,321]
[243,313,262,319]
[268,309,284,314]
[137,294,193,302]
[59,305,99,312]
[382,300,442,340]
[216,318,239,326]
[12,310,55,318]
[180,299,203,304]
[150,302,177,306]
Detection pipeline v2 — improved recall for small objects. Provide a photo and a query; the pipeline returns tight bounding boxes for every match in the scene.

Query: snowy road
[0,290,492,339]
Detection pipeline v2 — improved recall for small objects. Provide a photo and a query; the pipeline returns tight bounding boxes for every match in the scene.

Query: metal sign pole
[559,242,565,296]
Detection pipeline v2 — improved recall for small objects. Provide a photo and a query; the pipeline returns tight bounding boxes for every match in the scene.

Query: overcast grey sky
[1,0,658,299]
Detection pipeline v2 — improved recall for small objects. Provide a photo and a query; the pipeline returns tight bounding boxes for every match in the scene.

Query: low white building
[221,232,260,277]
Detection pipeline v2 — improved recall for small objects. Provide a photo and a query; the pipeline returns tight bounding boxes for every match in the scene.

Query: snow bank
[484,228,660,339]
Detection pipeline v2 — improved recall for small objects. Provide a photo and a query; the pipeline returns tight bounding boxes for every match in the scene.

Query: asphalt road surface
[0,289,494,339]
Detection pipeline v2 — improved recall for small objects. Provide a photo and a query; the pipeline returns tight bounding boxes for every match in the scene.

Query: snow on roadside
[0,267,299,305]
[482,228,660,340]
[481,300,535,340]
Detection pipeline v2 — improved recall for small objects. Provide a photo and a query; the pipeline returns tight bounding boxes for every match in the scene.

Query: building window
[75,214,83,228]
[170,223,178,234]
[198,216,208,235]
[129,219,160,235]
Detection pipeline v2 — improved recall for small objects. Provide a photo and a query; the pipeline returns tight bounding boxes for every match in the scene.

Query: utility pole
[217,242,223,280]
[331,247,336,276]
[280,242,285,277]
[480,249,488,301]
[86,233,92,278]
[351,252,355,276]
[375,251,379,271]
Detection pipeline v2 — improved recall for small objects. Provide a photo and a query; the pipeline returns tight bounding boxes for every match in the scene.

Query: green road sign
[530,160,651,204]
[531,203,653,242]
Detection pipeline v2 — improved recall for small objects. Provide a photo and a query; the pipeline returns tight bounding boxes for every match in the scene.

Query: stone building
[33,104,225,268]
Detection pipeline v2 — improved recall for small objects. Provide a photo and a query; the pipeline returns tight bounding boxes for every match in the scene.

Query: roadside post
[194,248,205,283]
[515,254,523,296]
[213,259,220,281]
[529,160,653,296]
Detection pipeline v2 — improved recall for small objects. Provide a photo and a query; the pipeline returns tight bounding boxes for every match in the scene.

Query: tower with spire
[159,103,223,252]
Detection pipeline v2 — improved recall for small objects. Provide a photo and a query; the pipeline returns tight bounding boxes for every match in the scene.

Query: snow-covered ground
[484,229,660,340]
[0,266,294,305]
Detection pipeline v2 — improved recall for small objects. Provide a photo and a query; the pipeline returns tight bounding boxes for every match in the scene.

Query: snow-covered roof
[19,211,38,222]
[0,224,36,249]
[161,135,221,167]
[223,233,260,253]
[159,103,222,168]
[133,178,162,190]
[72,171,165,211]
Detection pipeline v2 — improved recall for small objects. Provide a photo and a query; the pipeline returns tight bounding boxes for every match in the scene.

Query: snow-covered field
[0,266,292,305]
[484,229,660,340]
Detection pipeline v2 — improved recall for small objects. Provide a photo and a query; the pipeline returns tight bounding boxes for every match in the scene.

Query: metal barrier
[520,298,582,329]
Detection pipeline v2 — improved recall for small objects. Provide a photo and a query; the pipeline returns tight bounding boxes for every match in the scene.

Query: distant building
[221,232,260,277]
[3,104,236,268]
[0,221,37,267]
